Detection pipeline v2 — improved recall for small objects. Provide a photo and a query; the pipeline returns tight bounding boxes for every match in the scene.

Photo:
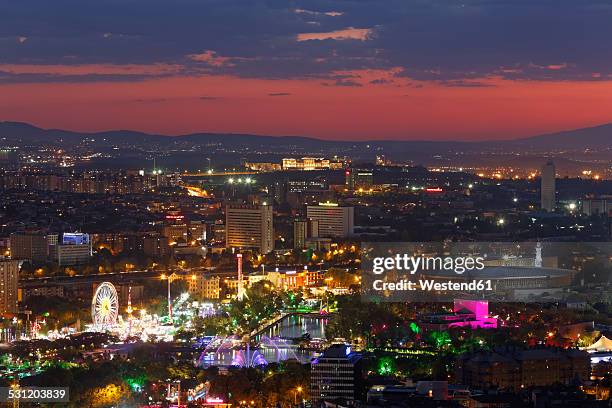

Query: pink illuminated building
[419,299,498,331]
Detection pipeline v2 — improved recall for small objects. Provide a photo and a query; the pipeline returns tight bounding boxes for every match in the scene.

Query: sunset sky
[2,0,612,140]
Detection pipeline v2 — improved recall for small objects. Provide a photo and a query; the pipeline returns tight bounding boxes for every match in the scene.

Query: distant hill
[0,120,610,153]
[511,124,612,150]
[0,121,166,144]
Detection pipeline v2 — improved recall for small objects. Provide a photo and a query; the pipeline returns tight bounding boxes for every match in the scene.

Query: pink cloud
[297,27,372,41]
[546,63,568,70]
[188,50,233,67]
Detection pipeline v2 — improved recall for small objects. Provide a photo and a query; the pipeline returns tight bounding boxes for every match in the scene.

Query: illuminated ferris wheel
[92,282,119,329]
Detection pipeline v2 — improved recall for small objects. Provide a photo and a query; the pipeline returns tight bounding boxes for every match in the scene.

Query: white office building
[306,203,354,238]
[225,204,274,253]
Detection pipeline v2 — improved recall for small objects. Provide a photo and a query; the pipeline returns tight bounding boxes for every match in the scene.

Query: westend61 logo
[362,242,612,303]
[372,254,485,275]
[361,242,513,302]
[369,253,492,295]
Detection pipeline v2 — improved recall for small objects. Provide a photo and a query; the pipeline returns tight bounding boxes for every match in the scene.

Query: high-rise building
[541,161,556,212]
[161,224,189,243]
[293,218,319,249]
[9,233,49,263]
[225,204,274,253]
[161,211,189,243]
[0,260,21,314]
[56,233,92,266]
[306,203,354,238]
[56,245,91,266]
[311,344,363,406]
[346,168,373,191]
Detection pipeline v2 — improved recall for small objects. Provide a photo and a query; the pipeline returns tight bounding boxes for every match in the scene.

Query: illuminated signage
[206,397,225,403]
[62,233,90,245]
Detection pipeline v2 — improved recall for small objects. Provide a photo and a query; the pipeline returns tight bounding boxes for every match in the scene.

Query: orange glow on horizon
[2,69,612,140]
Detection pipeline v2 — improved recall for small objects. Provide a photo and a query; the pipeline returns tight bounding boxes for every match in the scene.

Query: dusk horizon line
[2,119,610,144]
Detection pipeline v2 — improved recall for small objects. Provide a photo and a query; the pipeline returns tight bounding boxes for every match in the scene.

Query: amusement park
[0,262,333,407]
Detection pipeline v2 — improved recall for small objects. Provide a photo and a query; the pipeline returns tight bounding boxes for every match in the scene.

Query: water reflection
[260,314,327,340]
[198,315,328,367]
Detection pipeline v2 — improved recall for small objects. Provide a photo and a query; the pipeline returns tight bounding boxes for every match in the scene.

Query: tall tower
[541,161,556,212]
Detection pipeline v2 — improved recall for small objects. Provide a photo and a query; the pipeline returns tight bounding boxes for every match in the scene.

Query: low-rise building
[456,347,591,391]
[188,274,221,299]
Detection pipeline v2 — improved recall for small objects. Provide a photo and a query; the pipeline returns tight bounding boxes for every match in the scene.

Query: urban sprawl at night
[1,1,612,407]
[1,136,610,407]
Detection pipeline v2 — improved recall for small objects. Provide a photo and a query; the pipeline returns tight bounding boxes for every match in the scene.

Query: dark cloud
[1,0,612,83]
[0,71,162,84]
[437,80,496,88]
[132,96,222,103]
[369,78,393,85]
[323,79,363,87]
[133,97,169,103]
[268,92,292,96]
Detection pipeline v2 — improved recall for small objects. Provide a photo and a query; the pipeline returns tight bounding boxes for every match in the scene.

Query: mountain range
[0,121,611,151]
[0,121,610,173]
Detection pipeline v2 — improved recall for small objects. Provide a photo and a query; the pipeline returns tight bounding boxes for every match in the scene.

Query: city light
[2,7,610,405]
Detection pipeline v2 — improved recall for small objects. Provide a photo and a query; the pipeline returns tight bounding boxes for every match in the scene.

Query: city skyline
[2,1,612,140]
[1,2,610,406]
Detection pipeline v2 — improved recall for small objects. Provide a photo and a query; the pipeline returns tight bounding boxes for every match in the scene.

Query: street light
[294,386,303,405]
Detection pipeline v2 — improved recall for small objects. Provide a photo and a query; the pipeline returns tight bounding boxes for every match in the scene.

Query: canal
[198,314,329,367]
